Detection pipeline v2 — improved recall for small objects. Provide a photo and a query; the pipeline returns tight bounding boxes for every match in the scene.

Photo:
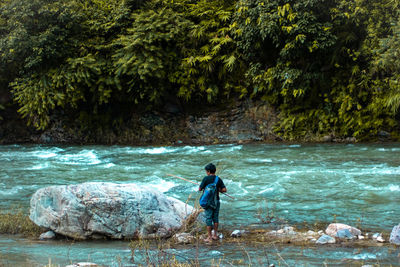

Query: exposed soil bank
[0,100,396,145]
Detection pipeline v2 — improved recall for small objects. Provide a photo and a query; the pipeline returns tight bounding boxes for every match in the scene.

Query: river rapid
[0,143,399,266]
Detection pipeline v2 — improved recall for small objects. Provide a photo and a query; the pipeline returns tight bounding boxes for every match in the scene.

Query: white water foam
[28,162,50,170]
[32,151,57,158]
[103,163,116,169]
[58,150,101,165]
[389,184,400,192]
[289,144,301,148]
[181,146,207,153]
[143,147,178,154]
[30,147,64,159]
[245,158,273,163]
[147,179,176,192]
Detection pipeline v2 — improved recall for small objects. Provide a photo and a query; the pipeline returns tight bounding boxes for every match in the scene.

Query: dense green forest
[1,0,400,141]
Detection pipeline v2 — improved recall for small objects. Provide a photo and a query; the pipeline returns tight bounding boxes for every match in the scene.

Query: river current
[0,143,399,266]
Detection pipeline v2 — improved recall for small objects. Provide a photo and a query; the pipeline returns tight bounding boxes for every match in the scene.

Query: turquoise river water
[0,143,399,266]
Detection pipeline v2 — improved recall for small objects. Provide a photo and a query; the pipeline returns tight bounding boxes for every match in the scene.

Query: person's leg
[212,201,220,240]
[204,208,214,242]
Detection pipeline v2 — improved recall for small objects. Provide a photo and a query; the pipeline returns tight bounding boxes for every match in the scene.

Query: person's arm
[199,177,206,191]
[218,179,227,192]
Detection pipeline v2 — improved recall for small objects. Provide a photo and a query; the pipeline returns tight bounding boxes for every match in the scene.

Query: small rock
[377,236,385,243]
[372,233,381,240]
[173,233,194,244]
[65,263,98,267]
[378,130,390,138]
[283,226,296,235]
[307,230,317,236]
[39,231,56,240]
[345,137,357,143]
[390,224,400,245]
[358,235,365,240]
[231,230,245,238]
[316,234,336,244]
[322,135,333,142]
[336,229,355,239]
[318,230,324,235]
[276,226,296,235]
[325,223,361,237]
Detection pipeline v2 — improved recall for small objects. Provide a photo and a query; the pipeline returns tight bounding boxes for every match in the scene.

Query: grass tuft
[0,208,44,238]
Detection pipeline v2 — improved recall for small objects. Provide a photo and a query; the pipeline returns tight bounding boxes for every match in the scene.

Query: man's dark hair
[205,163,216,174]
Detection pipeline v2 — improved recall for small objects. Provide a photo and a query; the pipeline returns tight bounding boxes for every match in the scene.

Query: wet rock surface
[390,224,400,245]
[325,223,361,237]
[30,182,194,240]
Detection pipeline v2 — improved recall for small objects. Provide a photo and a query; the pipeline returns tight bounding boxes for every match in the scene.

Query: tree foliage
[0,0,399,140]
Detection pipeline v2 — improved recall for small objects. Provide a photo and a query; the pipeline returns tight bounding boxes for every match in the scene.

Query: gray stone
[65,263,98,267]
[378,130,391,138]
[390,224,400,245]
[316,234,336,244]
[173,233,194,244]
[30,182,194,240]
[345,137,357,143]
[322,135,333,142]
[306,230,317,236]
[336,229,354,239]
[231,230,246,238]
[325,223,361,237]
[372,233,381,239]
[39,230,56,240]
[276,226,296,235]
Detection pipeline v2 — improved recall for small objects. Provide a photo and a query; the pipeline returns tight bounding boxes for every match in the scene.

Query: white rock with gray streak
[325,223,361,237]
[30,182,193,240]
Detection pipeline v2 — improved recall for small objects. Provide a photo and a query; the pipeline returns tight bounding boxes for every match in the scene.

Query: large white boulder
[390,224,400,245]
[30,182,193,240]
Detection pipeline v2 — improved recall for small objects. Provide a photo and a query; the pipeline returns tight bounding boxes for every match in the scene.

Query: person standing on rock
[199,163,227,242]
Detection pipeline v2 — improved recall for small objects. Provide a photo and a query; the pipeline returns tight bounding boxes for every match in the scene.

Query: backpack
[199,176,219,209]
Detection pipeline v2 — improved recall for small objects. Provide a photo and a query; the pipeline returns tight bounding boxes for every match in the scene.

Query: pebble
[372,233,381,240]
[377,236,385,243]
[231,230,245,238]
[316,234,336,244]
[307,230,317,236]
[39,231,56,240]
[336,229,354,239]
[65,263,98,267]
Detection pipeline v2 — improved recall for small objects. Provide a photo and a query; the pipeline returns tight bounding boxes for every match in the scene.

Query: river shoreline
[0,220,398,266]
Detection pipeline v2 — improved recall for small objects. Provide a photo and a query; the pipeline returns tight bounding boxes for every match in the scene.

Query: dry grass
[0,208,44,238]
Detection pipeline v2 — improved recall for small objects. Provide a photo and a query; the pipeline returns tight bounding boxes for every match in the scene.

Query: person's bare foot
[204,237,213,243]
[212,235,219,240]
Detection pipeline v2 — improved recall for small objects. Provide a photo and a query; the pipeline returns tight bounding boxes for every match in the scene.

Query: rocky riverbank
[28,182,400,248]
[0,100,396,145]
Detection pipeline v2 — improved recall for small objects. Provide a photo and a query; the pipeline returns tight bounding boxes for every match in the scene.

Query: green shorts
[204,201,220,226]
